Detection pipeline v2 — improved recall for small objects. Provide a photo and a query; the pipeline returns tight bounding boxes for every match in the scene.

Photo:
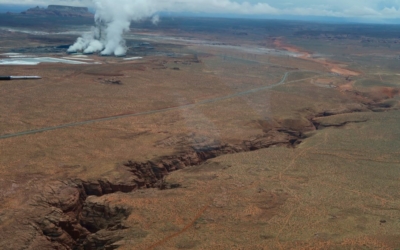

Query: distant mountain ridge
[21,5,93,17]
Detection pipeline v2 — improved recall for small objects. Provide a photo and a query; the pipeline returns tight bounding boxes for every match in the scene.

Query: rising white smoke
[68,0,159,56]
[68,0,278,56]
[67,26,104,54]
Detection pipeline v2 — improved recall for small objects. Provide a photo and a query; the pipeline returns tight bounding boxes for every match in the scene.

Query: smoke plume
[68,0,159,56]
[68,0,277,56]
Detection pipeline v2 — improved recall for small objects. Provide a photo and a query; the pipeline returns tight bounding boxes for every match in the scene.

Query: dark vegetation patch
[356,79,398,88]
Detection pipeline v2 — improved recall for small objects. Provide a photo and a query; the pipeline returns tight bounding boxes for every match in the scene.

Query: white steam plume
[68,0,277,56]
[68,0,159,56]
[152,15,160,25]
[67,26,105,54]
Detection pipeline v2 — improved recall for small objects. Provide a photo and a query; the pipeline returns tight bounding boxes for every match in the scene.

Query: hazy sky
[2,0,400,19]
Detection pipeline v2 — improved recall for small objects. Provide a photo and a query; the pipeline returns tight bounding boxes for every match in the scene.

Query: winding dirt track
[0,71,300,140]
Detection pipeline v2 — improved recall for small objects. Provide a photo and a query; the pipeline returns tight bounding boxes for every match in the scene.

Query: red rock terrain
[0,18,400,249]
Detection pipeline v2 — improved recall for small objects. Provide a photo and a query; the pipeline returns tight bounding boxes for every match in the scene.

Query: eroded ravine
[36,107,396,249]
[34,123,308,249]
[33,103,398,249]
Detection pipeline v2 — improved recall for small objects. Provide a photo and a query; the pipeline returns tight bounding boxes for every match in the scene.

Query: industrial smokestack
[0,76,42,80]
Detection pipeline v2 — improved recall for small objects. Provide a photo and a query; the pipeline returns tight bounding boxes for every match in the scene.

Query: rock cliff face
[0,127,306,250]
[48,5,89,12]
[21,5,93,17]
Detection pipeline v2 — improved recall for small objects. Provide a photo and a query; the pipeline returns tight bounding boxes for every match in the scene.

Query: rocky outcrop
[25,126,306,249]
[34,180,131,250]
[123,129,303,189]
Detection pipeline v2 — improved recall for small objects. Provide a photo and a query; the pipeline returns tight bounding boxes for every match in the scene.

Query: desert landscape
[0,9,400,250]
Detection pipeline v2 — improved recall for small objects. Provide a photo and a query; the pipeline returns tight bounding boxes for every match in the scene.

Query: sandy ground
[118,111,400,249]
[0,19,399,250]
[274,38,360,76]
